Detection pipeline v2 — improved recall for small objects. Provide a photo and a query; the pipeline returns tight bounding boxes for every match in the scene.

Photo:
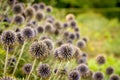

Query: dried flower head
[43,39,54,50]
[110,74,120,80]
[68,70,80,80]
[37,64,50,78]
[1,30,16,46]
[22,63,32,74]
[77,64,88,74]
[13,3,23,14]
[35,11,44,21]
[96,55,106,65]
[29,41,48,59]
[93,71,104,80]
[22,27,35,39]
[14,14,24,24]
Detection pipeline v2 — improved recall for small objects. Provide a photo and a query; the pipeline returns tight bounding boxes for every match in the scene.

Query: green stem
[26,58,37,80]
[12,42,26,76]
[3,46,9,76]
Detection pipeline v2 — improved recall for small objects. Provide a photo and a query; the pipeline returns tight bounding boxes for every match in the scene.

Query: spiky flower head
[43,39,54,50]
[96,55,106,65]
[32,4,39,11]
[22,27,35,39]
[106,66,114,75]
[29,41,49,59]
[68,70,80,80]
[54,21,62,29]
[46,6,52,13]
[76,40,86,49]
[1,30,16,46]
[93,71,104,80]
[36,25,44,33]
[16,32,25,45]
[25,7,35,18]
[110,74,120,80]
[14,14,24,24]
[39,2,46,10]
[45,23,54,33]
[37,64,51,78]
[66,14,75,21]
[35,11,44,21]
[22,63,32,74]
[13,3,23,14]
[77,64,88,74]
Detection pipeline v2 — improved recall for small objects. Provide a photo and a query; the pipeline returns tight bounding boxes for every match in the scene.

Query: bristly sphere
[35,11,44,21]
[32,4,39,11]
[42,39,54,50]
[29,41,49,59]
[76,40,86,49]
[39,2,46,10]
[1,30,16,46]
[16,32,25,45]
[68,70,80,80]
[13,3,23,14]
[77,64,88,74]
[25,7,35,19]
[93,71,104,80]
[37,64,50,78]
[22,63,32,74]
[36,25,44,33]
[14,14,24,24]
[96,55,106,65]
[106,66,114,75]
[22,27,35,39]
[110,74,120,80]
[46,6,52,13]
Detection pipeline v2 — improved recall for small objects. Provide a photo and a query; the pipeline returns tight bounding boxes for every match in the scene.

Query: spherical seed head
[22,27,35,39]
[59,44,75,60]
[66,14,75,21]
[82,37,89,43]
[54,29,60,35]
[39,2,46,10]
[36,25,44,33]
[68,70,80,80]
[0,76,15,80]
[66,39,73,44]
[63,22,68,28]
[77,40,86,49]
[69,20,77,28]
[45,23,53,33]
[14,14,24,24]
[54,21,62,29]
[69,33,76,40]
[7,57,16,67]
[37,64,51,78]
[25,7,35,18]
[77,64,88,74]
[96,55,106,65]
[74,27,79,32]
[30,41,49,59]
[35,11,44,21]
[32,4,39,11]
[22,63,32,74]
[13,3,23,14]
[75,32,80,39]
[110,74,120,80]
[1,30,16,46]
[93,71,104,80]
[63,31,69,39]
[16,32,25,45]
[106,66,114,75]
[43,39,54,50]
[77,57,87,64]
[46,6,52,13]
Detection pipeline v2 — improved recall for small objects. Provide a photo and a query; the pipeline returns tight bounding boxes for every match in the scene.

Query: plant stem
[3,46,9,76]
[12,42,26,76]
[26,58,37,80]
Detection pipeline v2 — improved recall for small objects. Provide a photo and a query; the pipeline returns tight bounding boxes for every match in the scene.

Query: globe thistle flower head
[96,55,106,65]
[43,39,54,50]
[22,27,35,39]
[14,14,24,24]
[36,25,44,33]
[56,40,63,47]
[46,6,52,13]
[76,40,86,49]
[8,0,16,5]
[37,64,51,78]
[66,39,73,44]
[77,64,88,74]
[25,7,35,19]
[75,32,80,39]
[74,27,79,32]
[68,70,80,80]
[69,20,77,28]
[7,57,16,67]
[32,4,39,11]
[63,31,69,39]
[63,22,68,28]
[1,30,16,46]
[29,41,49,59]
[106,66,114,75]
[0,76,15,80]
[35,11,44,21]
[22,63,32,74]
[45,23,54,33]
[73,47,82,59]
[16,32,25,45]
[13,3,23,14]
[39,2,46,10]
[54,21,62,29]
[110,74,120,80]
[69,33,76,40]
[66,14,75,21]
[82,37,89,43]
[77,57,87,64]
[54,29,60,35]
[58,43,75,60]
[93,71,104,80]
